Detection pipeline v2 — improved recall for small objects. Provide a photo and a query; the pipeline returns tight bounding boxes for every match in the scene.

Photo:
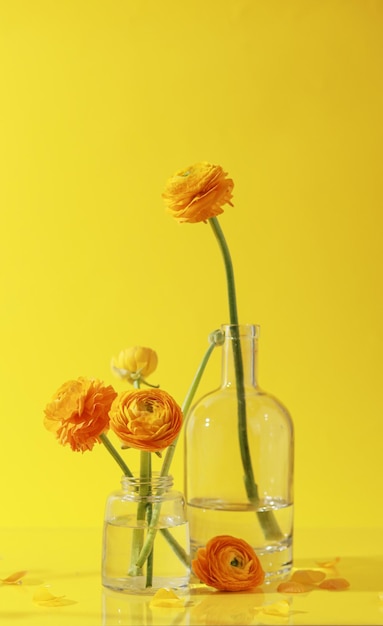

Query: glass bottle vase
[185,324,294,582]
[102,473,190,594]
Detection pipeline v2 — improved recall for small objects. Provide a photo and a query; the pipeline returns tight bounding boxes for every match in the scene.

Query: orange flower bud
[111,346,158,383]
[109,388,183,452]
[162,162,234,223]
[192,535,265,592]
[44,378,117,452]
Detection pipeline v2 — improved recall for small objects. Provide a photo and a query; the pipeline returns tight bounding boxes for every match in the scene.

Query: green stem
[145,460,154,588]
[99,433,133,477]
[159,528,191,568]
[209,216,282,540]
[126,379,154,583]
[146,546,153,588]
[161,338,217,479]
[129,451,151,576]
[209,217,239,324]
[135,337,218,568]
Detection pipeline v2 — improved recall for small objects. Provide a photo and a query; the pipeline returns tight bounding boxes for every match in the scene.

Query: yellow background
[0,0,382,533]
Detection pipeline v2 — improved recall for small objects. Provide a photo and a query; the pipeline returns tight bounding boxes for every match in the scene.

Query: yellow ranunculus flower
[109,388,183,452]
[111,346,158,384]
[162,161,234,223]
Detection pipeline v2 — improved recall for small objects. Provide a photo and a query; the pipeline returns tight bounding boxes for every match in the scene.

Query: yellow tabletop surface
[1,527,382,625]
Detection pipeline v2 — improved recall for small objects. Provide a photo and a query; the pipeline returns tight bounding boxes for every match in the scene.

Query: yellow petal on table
[0,570,28,584]
[291,569,326,584]
[33,588,77,606]
[318,577,350,591]
[149,588,185,609]
[257,600,290,617]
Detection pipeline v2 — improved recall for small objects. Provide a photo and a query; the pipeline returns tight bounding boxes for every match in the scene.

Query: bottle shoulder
[186,386,293,424]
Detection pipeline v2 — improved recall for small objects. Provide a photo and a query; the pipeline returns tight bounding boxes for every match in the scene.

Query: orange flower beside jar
[192,535,265,592]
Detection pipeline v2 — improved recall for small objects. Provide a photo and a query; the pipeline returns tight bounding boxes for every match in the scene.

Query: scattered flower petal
[257,600,290,617]
[316,556,340,568]
[378,591,383,601]
[33,588,77,606]
[277,580,313,594]
[291,569,326,584]
[0,570,27,584]
[149,588,185,608]
[318,577,350,591]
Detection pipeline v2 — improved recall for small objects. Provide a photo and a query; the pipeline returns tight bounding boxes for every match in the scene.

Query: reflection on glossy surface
[103,587,271,626]
[102,586,297,625]
[102,587,188,626]
[189,590,266,625]
[1,528,383,626]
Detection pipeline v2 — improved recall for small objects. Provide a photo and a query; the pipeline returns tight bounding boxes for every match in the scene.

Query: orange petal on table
[316,556,340,568]
[33,588,77,606]
[318,578,350,591]
[291,569,326,584]
[0,570,28,584]
[277,580,313,593]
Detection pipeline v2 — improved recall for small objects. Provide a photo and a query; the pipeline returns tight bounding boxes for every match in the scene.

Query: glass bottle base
[102,574,190,595]
[188,498,293,582]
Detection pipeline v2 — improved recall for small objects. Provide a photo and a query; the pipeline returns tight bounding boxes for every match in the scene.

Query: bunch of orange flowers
[44,162,269,593]
[44,347,182,458]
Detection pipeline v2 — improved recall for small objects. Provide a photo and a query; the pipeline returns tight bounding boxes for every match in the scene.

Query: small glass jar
[102,473,190,594]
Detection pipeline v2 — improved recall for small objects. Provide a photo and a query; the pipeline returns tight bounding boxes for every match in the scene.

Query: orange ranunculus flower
[192,535,265,592]
[162,161,234,223]
[109,388,183,452]
[111,346,158,384]
[44,377,117,452]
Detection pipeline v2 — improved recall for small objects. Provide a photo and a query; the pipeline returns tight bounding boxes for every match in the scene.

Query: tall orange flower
[162,161,234,223]
[192,535,265,592]
[44,377,117,452]
[109,388,183,452]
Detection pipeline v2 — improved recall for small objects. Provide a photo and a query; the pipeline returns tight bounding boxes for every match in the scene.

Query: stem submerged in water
[209,216,282,540]
[129,451,151,577]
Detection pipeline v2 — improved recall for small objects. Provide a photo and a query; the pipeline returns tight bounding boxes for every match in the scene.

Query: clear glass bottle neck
[121,473,173,493]
[220,324,259,389]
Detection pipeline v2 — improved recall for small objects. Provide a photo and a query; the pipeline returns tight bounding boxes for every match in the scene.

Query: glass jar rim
[221,323,260,338]
[121,472,174,490]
